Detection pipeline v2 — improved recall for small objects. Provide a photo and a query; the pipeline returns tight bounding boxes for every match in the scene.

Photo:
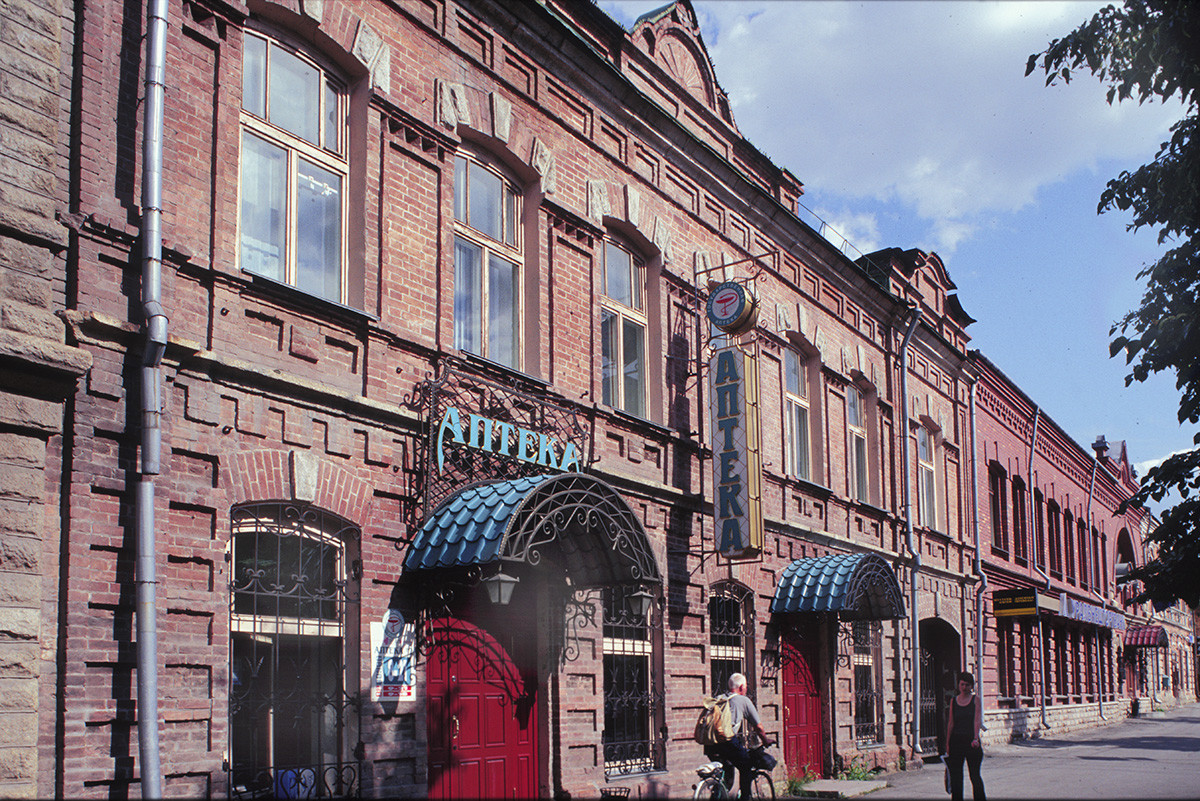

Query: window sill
[244,270,377,326]
[791,477,834,497]
[451,349,549,390]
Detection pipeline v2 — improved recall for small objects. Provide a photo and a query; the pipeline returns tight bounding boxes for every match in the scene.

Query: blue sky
[599,0,1190,492]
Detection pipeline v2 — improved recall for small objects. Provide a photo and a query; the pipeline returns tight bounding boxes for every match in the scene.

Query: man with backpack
[704,673,775,798]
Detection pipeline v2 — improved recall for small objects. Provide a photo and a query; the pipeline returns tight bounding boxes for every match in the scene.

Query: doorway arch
[918,617,961,754]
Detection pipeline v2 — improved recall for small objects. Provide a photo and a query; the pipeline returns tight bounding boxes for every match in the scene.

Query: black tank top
[950,696,976,749]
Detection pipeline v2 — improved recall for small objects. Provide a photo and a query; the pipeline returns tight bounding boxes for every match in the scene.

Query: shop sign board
[370,610,415,701]
[436,405,581,473]
[993,588,1038,617]
[1059,593,1126,630]
[708,346,763,559]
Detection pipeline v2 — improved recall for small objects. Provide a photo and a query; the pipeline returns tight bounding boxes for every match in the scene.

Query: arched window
[1011,476,1027,564]
[708,583,754,696]
[988,462,1009,554]
[1047,499,1063,578]
[239,30,347,302]
[600,237,647,417]
[453,152,523,368]
[1063,509,1076,582]
[1077,517,1090,590]
[917,426,938,529]
[1033,489,1046,569]
[229,502,360,798]
[784,350,811,480]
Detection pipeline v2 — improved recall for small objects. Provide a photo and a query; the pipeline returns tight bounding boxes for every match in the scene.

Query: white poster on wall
[370,609,415,702]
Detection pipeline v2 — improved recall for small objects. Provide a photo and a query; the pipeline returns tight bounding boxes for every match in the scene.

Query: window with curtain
[847,387,869,502]
[600,239,647,418]
[784,350,811,481]
[453,154,522,369]
[917,426,937,529]
[229,502,359,799]
[239,31,346,302]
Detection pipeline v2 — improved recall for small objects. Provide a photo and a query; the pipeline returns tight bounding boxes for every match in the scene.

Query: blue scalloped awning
[770,552,905,619]
[401,473,662,586]
[403,474,554,572]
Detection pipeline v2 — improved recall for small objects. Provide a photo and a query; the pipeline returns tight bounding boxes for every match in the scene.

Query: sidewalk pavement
[836,701,1200,800]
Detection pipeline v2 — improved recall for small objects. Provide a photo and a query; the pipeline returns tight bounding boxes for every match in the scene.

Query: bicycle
[692,743,777,800]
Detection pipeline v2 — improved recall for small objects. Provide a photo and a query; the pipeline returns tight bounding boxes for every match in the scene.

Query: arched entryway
[918,617,961,754]
[770,552,906,780]
[401,473,661,799]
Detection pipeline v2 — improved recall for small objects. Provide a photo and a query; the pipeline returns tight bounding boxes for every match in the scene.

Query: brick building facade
[7,0,1189,798]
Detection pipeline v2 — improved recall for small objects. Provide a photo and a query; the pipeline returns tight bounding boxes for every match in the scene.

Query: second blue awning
[770,552,906,619]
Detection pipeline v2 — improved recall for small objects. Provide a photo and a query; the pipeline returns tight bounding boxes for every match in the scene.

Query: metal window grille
[846,621,883,746]
[709,584,754,696]
[228,502,360,799]
[602,586,664,777]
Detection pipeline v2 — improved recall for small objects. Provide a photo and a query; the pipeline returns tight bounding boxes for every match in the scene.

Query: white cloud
[686,0,1182,254]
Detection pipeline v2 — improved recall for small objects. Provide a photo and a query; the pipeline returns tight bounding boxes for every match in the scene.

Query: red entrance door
[782,625,824,778]
[427,616,538,799]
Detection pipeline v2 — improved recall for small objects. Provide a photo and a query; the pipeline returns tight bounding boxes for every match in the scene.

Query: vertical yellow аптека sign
[708,345,763,559]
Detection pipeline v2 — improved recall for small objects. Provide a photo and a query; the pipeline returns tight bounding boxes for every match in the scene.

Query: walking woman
[945,671,986,801]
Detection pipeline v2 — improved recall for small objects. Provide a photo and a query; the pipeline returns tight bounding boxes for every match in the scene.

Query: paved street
[866,702,1200,800]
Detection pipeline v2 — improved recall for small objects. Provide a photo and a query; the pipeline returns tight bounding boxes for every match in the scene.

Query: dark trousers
[705,740,753,798]
[946,745,985,801]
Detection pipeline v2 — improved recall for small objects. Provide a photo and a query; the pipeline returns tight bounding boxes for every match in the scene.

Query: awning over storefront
[770,552,906,619]
[402,472,660,586]
[1124,625,1168,648]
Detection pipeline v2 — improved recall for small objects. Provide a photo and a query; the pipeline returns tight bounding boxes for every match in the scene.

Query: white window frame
[784,350,811,481]
[452,153,523,369]
[238,30,347,303]
[847,386,869,502]
[917,426,937,529]
[600,239,647,418]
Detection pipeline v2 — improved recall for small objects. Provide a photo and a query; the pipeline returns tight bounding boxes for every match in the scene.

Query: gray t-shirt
[726,693,760,733]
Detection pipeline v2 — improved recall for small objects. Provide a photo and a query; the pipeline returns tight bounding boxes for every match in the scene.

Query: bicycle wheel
[693,776,726,800]
[750,770,776,800]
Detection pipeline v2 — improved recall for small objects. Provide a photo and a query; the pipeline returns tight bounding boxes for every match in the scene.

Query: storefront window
[709,584,753,696]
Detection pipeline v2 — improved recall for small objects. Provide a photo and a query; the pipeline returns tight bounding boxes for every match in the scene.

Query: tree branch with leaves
[1028,0,1200,609]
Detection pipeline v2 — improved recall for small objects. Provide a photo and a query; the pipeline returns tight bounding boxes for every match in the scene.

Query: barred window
[229,503,360,799]
[239,31,347,302]
[602,586,663,777]
[851,621,883,746]
[709,584,753,696]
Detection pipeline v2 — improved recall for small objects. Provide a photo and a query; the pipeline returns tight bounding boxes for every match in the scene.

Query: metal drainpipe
[968,378,987,700]
[1025,408,1050,731]
[1083,454,1107,719]
[137,0,168,796]
[897,303,921,756]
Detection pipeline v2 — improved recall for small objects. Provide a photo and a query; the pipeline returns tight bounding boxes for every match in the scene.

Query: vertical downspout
[137,0,168,796]
[1026,408,1050,731]
[969,379,986,696]
[898,304,922,755]
[1083,455,1106,719]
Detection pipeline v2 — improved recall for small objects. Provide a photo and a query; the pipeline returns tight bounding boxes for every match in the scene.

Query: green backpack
[693,693,736,745]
